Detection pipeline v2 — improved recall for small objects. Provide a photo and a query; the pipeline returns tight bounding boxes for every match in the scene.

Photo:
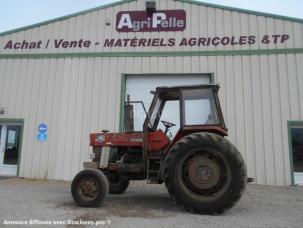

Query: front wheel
[165,132,247,214]
[107,172,130,194]
[71,169,109,207]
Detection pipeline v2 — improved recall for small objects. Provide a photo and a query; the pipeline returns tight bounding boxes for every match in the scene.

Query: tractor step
[146,157,161,183]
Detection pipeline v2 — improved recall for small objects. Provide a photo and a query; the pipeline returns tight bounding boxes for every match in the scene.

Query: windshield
[182,88,220,125]
[148,96,163,129]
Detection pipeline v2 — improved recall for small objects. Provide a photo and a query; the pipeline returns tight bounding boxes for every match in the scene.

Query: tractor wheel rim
[78,177,99,199]
[187,155,221,190]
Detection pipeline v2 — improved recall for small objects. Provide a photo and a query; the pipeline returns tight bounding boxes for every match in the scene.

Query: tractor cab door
[143,89,181,158]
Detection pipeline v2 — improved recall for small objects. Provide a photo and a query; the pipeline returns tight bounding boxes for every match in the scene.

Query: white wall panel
[0,0,302,185]
[1,53,302,185]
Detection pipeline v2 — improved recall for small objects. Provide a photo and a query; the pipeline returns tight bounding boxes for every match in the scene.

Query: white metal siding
[0,54,302,185]
[0,0,302,185]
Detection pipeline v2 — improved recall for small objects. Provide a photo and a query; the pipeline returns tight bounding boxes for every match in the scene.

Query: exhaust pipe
[124,95,134,133]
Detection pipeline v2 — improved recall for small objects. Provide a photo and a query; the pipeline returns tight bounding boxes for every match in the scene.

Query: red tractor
[71,84,247,214]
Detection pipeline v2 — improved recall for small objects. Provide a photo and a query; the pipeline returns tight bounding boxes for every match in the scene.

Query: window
[159,100,180,137]
[291,126,303,172]
[289,123,303,185]
[4,126,21,165]
[182,88,220,126]
[149,97,163,129]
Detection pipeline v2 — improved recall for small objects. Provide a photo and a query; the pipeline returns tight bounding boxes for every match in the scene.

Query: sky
[0,0,302,33]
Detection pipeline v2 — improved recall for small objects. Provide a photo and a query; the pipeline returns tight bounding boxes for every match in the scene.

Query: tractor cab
[142,84,227,159]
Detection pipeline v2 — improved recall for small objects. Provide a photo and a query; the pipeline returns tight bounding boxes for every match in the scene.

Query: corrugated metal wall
[0,54,302,185]
[0,0,302,185]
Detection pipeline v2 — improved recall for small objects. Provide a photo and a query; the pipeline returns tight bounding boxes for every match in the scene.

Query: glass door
[0,124,22,176]
[290,125,303,185]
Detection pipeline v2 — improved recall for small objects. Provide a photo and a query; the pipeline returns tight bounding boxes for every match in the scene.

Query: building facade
[0,0,302,186]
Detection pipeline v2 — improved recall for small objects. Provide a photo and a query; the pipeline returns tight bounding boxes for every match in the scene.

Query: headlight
[96,134,105,143]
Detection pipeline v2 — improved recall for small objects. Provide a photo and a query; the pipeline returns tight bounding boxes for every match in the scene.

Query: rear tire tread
[164,157,175,198]
[166,132,247,214]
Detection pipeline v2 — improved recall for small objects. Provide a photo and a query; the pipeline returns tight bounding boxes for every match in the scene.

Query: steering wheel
[161,120,176,134]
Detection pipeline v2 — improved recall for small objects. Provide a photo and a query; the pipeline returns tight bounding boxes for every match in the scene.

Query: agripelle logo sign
[116,10,186,32]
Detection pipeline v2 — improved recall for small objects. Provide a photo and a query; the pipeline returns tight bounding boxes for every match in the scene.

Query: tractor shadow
[105,193,180,218]
[59,189,182,218]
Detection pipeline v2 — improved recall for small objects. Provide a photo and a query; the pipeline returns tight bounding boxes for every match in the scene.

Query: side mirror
[150,90,155,95]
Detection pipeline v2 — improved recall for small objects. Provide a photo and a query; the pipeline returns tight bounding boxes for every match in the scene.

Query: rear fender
[164,126,228,157]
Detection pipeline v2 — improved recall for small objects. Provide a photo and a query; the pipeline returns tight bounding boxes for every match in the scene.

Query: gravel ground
[0,178,303,228]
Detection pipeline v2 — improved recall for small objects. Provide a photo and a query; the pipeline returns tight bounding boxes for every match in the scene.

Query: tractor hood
[90,132,143,147]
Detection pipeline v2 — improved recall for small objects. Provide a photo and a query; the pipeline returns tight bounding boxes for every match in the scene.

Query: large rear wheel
[164,157,175,198]
[165,132,247,214]
[71,169,109,207]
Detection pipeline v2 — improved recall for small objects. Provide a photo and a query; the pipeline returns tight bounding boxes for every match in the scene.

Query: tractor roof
[155,84,220,92]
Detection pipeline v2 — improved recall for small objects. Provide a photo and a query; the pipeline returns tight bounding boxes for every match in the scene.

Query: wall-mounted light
[145,0,156,14]
[105,18,111,26]
[0,107,5,115]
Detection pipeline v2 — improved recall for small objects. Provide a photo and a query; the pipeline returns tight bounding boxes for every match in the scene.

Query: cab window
[182,88,220,126]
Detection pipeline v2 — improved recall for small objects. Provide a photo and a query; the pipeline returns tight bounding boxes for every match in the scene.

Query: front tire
[71,169,109,207]
[165,132,247,214]
[107,172,130,194]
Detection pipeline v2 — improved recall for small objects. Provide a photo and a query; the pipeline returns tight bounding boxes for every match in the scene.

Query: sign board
[116,10,186,32]
[37,123,48,142]
[0,8,292,51]
[38,123,47,134]
[37,133,47,142]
